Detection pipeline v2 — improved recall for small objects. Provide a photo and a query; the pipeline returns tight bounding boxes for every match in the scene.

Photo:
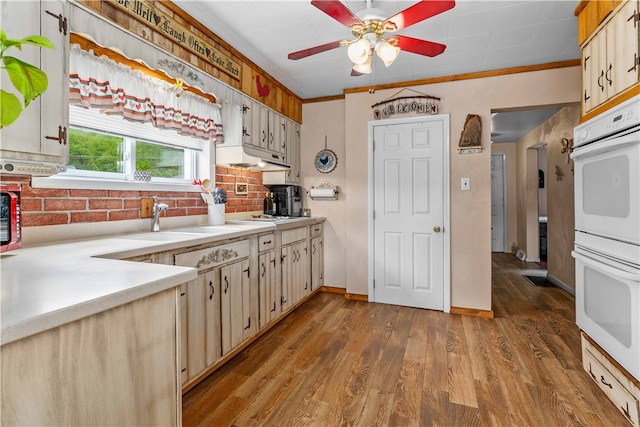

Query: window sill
[32,175,201,192]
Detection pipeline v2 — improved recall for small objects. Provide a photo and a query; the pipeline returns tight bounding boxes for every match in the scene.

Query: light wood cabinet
[280,226,310,310]
[581,0,639,114]
[241,97,290,165]
[0,0,69,164]
[1,288,181,426]
[258,233,280,329]
[220,258,253,355]
[311,223,324,291]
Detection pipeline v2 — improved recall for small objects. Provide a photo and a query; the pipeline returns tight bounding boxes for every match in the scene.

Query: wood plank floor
[183,253,629,426]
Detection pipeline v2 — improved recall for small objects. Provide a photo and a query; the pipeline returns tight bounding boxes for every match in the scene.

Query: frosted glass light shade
[348,39,371,65]
[352,54,373,74]
[375,41,400,66]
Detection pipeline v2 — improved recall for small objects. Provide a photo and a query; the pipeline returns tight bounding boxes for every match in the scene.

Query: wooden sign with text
[109,0,241,80]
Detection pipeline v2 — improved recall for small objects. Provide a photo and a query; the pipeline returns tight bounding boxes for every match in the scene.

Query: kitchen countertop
[0,217,324,346]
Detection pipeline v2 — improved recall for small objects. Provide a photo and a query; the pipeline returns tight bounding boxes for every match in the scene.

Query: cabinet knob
[433,226,441,233]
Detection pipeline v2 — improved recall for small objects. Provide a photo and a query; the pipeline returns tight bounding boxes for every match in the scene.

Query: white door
[372,117,446,310]
[491,153,507,252]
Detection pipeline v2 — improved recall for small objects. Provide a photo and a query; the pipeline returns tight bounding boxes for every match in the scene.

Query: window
[63,105,198,184]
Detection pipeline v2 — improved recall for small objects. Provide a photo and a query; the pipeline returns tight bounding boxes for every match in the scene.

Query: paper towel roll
[309,187,336,199]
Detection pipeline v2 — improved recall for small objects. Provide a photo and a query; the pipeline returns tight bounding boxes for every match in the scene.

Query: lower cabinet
[280,227,310,311]
[220,258,252,355]
[258,233,280,329]
[1,288,181,426]
[311,236,324,290]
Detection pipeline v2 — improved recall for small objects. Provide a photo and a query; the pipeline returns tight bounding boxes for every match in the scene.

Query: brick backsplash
[19,167,266,228]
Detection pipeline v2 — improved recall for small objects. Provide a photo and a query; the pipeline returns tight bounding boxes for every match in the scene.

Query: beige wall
[301,66,580,311]
[514,105,579,288]
[491,143,518,252]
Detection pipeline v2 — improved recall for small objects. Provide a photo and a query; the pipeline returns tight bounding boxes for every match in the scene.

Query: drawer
[258,233,275,252]
[583,347,640,425]
[174,239,250,271]
[310,223,323,238]
[281,226,307,245]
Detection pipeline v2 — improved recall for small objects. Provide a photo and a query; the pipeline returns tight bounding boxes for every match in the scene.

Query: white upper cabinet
[0,0,69,165]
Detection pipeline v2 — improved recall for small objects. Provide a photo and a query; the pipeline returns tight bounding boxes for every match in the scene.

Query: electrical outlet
[140,198,154,218]
[461,177,470,191]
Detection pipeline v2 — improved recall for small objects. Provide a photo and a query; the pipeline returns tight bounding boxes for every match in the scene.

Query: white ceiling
[173,0,580,100]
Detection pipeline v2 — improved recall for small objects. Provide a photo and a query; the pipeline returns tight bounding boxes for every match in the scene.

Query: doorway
[491,153,507,252]
[368,115,450,311]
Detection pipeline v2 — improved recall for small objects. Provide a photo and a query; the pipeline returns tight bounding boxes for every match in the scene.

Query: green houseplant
[0,30,53,128]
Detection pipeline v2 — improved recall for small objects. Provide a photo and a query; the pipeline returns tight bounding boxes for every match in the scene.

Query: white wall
[301,66,580,311]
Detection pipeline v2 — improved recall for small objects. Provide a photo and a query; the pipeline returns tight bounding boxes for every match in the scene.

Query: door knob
[433,226,441,233]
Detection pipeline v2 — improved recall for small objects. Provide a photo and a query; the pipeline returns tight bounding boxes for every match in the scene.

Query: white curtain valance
[69,44,223,142]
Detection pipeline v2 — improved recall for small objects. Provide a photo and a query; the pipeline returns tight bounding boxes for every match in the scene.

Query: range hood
[216,101,290,171]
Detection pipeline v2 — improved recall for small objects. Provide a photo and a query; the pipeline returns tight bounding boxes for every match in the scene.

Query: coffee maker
[269,185,303,217]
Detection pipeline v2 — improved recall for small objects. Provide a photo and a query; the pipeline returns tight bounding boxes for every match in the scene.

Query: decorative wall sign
[457,114,483,153]
[315,135,338,174]
[371,88,440,120]
[109,0,241,80]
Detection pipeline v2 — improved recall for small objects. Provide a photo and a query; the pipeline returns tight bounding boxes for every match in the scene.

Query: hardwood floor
[183,253,628,426]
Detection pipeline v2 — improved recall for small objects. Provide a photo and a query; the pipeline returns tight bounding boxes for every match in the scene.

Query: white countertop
[1,218,322,346]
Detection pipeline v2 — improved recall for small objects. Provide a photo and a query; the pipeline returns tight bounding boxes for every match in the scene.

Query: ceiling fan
[288,0,455,75]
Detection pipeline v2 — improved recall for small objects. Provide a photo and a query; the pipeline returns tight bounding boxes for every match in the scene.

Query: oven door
[572,126,640,245]
[573,248,640,380]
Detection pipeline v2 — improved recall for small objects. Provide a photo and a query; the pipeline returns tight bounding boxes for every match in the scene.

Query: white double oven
[571,95,640,381]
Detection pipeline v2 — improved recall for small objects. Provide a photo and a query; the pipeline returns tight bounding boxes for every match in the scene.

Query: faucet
[151,197,169,232]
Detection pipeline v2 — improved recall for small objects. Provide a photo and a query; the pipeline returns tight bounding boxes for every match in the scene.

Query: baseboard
[345,293,368,302]
[546,273,575,296]
[320,286,345,294]
[450,306,495,319]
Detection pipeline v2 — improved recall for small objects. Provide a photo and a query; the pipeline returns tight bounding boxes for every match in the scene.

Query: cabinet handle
[627,9,639,27]
[621,402,632,421]
[224,275,229,294]
[209,280,214,300]
[584,89,590,102]
[263,240,272,245]
[271,302,276,312]
[599,375,613,389]
[244,317,251,330]
[243,126,250,137]
[588,363,596,381]
[281,254,286,264]
[605,64,612,86]
[312,243,316,254]
[583,55,590,71]
[597,70,605,92]
[628,53,639,73]
[262,130,266,144]
[45,10,67,35]
[271,258,276,267]
[261,262,266,277]
[45,125,67,145]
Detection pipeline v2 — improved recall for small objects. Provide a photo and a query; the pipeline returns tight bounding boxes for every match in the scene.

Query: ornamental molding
[196,248,239,268]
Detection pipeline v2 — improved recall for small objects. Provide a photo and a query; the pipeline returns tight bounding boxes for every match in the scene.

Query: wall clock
[314,148,337,173]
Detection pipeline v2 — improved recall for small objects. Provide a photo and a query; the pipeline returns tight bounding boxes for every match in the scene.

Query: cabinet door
[220,259,251,355]
[186,277,206,380]
[276,114,287,156]
[0,0,69,162]
[298,241,310,299]
[583,38,597,112]
[286,121,301,184]
[179,283,188,385]
[203,269,221,367]
[311,236,324,290]
[258,105,269,150]
[242,99,255,147]
[609,0,639,95]
[259,250,279,328]
[280,245,293,311]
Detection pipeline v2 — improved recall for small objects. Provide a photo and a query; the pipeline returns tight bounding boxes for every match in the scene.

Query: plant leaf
[0,89,23,127]
[2,56,48,107]
[1,32,54,50]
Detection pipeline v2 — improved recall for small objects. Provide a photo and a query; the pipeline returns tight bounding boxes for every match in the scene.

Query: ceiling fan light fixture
[375,40,400,66]
[352,54,373,74]
[347,38,371,64]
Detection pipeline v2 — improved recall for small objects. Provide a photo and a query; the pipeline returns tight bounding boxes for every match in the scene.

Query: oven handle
[572,251,640,281]
[571,129,639,160]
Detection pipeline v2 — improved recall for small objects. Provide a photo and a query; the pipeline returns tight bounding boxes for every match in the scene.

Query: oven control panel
[574,95,640,147]
[0,159,66,177]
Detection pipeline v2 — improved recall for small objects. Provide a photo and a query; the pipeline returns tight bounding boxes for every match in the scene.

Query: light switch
[461,177,470,191]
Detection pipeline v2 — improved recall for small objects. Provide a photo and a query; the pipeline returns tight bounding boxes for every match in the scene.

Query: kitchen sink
[119,232,197,241]
[171,226,241,234]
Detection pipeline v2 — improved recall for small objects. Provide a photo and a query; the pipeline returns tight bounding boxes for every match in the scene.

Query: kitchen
[1,0,639,425]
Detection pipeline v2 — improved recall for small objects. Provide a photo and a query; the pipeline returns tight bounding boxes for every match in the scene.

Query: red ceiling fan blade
[311,0,364,27]
[396,35,446,57]
[288,40,344,60]
[383,0,455,31]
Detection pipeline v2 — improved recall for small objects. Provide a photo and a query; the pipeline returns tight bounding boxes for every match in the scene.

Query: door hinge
[45,10,67,35]
[373,279,375,289]
[628,53,639,73]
